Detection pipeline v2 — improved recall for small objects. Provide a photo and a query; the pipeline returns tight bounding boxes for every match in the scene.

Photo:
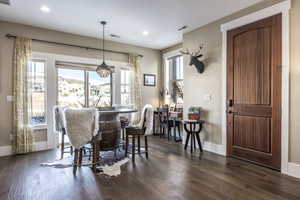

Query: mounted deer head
[180,45,205,74]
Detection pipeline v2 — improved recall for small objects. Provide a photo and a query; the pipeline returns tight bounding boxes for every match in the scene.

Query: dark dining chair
[158,108,170,139]
[125,105,153,162]
[158,108,182,141]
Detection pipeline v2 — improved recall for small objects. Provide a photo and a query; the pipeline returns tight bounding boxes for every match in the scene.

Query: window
[121,69,131,105]
[88,71,111,107]
[174,56,183,80]
[28,60,46,126]
[57,68,85,107]
[57,67,112,108]
[167,56,183,104]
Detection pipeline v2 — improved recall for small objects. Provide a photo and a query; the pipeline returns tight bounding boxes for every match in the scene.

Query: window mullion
[85,70,89,107]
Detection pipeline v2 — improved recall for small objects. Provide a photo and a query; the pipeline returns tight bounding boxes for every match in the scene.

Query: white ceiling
[0,0,263,49]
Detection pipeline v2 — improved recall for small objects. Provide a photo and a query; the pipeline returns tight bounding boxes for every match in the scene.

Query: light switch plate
[7,95,14,102]
[204,94,212,102]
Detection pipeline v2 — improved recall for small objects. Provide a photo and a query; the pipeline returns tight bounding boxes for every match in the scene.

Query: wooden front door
[227,14,282,169]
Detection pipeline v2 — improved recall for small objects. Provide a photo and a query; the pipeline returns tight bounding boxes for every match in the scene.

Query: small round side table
[183,120,205,154]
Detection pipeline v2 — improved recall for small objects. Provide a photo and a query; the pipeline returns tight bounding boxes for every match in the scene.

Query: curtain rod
[6,34,143,58]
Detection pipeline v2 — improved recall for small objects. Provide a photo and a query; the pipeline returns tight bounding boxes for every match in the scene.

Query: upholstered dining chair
[63,107,99,175]
[125,104,154,162]
[53,106,73,159]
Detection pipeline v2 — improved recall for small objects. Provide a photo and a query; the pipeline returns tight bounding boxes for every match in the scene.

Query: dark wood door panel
[233,115,271,153]
[233,27,271,105]
[227,14,282,170]
[233,105,272,117]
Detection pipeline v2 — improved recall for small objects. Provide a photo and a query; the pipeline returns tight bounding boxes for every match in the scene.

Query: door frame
[220,0,291,173]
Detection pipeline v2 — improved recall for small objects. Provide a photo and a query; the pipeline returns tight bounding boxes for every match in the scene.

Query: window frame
[28,59,48,130]
[164,49,184,104]
[86,69,113,107]
[163,49,184,105]
[120,67,132,105]
[56,66,113,108]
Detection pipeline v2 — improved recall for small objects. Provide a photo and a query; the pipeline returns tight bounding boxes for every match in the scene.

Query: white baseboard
[35,141,49,152]
[0,141,50,157]
[287,162,300,179]
[0,145,13,157]
[203,142,226,156]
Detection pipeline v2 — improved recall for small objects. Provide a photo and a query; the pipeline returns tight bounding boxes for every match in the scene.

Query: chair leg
[145,136,148,159]
[88,148,92,161]
[194,134,196,150]
[160,125,164,138]
[178,124,182,140]
[114,149,117,158]
[173,125,177,141]
[70,146,73,155]
[132,135,135,162]
[125,134,129,157]
[78,148,83,167]
[92,141,99,172]
[122,128,126,150]
[61,133,65,159]
[73,149,79,175]
[138,135,141,154]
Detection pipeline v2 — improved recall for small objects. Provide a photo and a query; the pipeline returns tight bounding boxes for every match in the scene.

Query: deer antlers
[180,45,204,57]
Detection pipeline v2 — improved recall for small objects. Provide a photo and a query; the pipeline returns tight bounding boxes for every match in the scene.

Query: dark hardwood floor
[1,137,300,200]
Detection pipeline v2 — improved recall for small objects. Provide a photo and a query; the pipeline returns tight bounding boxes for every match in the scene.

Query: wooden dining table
[98,108,138,121]
[99,107,138,150]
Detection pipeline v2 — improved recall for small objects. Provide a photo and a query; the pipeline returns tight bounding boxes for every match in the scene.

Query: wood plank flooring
[0,137,300,200]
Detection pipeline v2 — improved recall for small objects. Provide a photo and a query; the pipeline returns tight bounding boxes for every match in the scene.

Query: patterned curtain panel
[12,37,35,154]
[129,54,142,124]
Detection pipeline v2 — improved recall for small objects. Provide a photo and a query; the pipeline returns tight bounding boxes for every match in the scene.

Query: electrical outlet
[7,96,14,102]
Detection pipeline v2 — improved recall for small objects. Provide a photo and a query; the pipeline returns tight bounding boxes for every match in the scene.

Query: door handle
[228,99,234,107]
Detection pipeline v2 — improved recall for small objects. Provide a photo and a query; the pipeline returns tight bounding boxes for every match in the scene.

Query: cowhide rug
[40,150,129,177]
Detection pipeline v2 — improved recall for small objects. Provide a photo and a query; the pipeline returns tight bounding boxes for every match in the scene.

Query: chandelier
[96,21,114,78]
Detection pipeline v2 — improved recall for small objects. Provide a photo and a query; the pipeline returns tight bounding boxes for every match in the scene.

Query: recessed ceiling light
[40,5,50,13]
[142,30,149,36]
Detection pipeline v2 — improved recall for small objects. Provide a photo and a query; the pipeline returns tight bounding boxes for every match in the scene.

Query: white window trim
[163,49,183,104]
[32,52,130,149]
[120,68,133,106]
[30,57,47,130]
[163,48,183,60]
[220,0,291,174]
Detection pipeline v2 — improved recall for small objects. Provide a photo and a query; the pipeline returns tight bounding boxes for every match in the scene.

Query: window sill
[32,124,47,131]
